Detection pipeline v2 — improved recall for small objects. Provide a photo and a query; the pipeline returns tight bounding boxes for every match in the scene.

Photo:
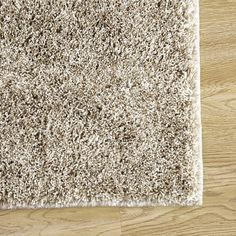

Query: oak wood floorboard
[0,208,121,236]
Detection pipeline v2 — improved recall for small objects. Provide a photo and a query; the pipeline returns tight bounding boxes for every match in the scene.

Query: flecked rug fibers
[0,0,202,208]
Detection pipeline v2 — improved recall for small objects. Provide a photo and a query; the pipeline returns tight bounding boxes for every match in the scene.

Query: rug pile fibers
[0,0,202,208]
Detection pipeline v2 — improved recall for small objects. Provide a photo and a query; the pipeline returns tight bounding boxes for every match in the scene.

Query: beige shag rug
[0,0,202,208]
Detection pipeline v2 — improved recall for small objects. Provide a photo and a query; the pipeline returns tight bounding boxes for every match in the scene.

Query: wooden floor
[1,1,236,235]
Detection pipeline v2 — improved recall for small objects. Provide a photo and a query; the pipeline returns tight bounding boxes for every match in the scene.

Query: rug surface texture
[0,0,202,208]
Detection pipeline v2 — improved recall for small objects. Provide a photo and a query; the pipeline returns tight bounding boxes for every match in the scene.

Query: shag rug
[0,0,202,208]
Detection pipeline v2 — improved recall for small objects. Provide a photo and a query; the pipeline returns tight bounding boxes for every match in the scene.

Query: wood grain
[0,208,121,236]
[0,0,236,235]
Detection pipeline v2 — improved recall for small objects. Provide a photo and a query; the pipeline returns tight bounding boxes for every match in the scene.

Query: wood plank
[0,208,121,236]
